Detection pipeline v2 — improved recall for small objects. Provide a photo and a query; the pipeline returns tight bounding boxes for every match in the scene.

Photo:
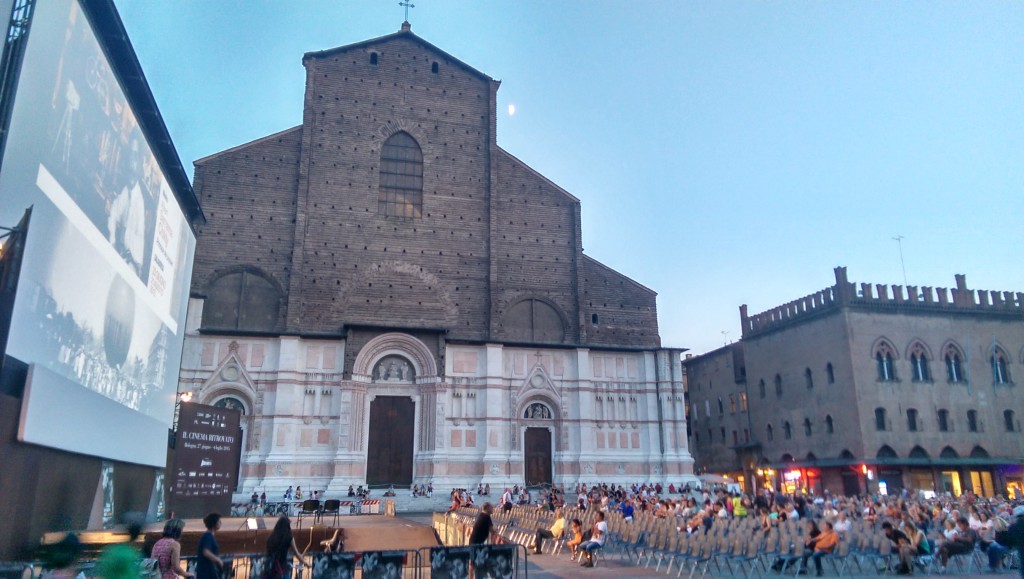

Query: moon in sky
[508,104,516,116]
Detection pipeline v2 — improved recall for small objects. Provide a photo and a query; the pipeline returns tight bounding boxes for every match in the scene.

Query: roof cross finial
[399,1,415,25]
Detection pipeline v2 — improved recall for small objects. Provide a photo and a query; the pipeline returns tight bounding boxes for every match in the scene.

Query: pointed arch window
[759,379,766,399]
[908,342,931,382]
[766,423,774,441]
[937,408,950,432]
[825,415,834,434]
[991,347,1011,385]
[826,363,835,384]
[805,368,814,390]
[944,344,965,383]
[774,374,783,398]
[1004,409,1016,432]
[967,409,979,433]
[379,132,423,220]
[803,418,812,437]
[783,421,792,440]
[874,340,897,382]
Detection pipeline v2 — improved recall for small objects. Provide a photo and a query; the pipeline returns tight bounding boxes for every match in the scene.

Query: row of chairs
[452,504,1021,578]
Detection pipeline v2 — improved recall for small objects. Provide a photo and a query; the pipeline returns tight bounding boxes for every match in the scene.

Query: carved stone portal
[372,355,414,383]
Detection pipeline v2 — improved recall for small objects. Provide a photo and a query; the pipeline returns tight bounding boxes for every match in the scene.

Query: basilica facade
[176,23,692,495]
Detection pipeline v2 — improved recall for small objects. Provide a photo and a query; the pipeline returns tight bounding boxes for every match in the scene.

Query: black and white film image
[359,551,404,579]
[471,545,515,579]
[311,553,355,579]
[429,547,470,579]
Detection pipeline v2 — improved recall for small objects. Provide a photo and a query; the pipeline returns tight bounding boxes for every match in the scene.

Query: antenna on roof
[399,1,415,26]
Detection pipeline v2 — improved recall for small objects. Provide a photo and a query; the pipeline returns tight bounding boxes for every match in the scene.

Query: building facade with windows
[683,267,1024,498]
[177,23,692,496]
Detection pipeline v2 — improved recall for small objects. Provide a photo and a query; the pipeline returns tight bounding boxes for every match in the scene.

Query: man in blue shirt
[195,513,224,579]
[621,498,635,521]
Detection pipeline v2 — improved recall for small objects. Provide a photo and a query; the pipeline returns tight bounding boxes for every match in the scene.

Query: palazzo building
[176,23,692,495]
[683,267,1024,498]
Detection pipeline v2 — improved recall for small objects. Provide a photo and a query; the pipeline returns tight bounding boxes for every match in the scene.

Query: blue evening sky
[115,1,1023,355]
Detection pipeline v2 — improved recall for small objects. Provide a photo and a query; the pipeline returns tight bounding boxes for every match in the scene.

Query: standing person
[531,509,566,554]
[578,511,607,567]
[260,492,267,507]
[151,519,193,579]
[468,503,494,545]
[265,517,311,579]
[194,513,224,579]
[501,488,514,512]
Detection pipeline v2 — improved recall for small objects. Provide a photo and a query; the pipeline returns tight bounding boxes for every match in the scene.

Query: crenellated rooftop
[740,267,1024,338]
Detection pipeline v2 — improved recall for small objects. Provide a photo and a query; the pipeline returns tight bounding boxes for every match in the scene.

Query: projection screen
[0,0,196,467]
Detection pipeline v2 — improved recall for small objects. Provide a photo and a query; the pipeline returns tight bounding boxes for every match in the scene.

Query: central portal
[524,427,552,486]
[366,396,415,486]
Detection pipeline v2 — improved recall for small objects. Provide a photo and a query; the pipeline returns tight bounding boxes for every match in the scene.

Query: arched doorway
[522,402,554,485]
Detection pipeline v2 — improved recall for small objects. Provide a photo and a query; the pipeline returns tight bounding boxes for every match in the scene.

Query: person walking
[265,517,311,579]
[151,519,193,579]
[468,503,494,545]
[194,513,224,579]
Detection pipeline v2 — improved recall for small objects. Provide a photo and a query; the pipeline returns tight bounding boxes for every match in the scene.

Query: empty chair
[321,499,341,527]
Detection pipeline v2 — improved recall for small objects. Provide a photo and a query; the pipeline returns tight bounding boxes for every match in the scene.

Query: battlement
[740,267,1024,338]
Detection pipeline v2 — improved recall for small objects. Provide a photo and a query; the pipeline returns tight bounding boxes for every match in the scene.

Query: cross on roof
[399,1,415,23]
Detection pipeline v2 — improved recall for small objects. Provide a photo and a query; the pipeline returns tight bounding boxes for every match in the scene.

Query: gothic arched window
[991,346,1011,385]
[825,415,834,434]
[944,343,965,383]
[874,340,897,382]
[908,341,931,382]
[379,132,423,220]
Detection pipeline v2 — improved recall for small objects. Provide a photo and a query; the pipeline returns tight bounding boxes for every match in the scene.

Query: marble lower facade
[177,325,696,495]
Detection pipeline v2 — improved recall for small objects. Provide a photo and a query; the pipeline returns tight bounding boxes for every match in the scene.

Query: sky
[114,0,1024,356]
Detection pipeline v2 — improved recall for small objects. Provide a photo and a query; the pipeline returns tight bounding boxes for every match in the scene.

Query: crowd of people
[490,481,1024,575]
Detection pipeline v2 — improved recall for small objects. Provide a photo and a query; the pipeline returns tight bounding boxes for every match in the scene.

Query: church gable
[303,26,493,83]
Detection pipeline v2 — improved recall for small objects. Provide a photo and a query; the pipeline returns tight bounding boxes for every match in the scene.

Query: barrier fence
[0,542,528,579]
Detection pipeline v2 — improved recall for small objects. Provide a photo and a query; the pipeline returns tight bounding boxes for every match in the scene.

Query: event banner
[172,402,240,498]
